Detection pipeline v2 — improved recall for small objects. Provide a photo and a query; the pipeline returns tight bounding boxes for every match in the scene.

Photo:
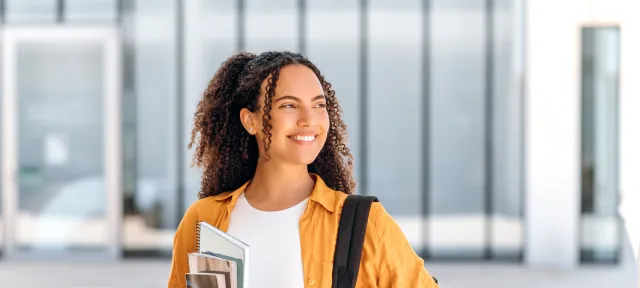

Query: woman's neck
[243,160,315,211]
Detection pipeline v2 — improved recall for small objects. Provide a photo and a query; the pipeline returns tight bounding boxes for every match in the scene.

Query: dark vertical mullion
[579,28,590,261]
[518,0,527,262]
[421,0,431,260]
[175,0,185,226]
[56,0,64,23]
[484,0,494,260]
[297,0,306,54]
[116,0,122,24]
[0,0,5,24]
[120,0,138,253]
[237,0,245,51]
[359,0,368,196]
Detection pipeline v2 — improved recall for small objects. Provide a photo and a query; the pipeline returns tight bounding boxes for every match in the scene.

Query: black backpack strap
[332,195,378,288]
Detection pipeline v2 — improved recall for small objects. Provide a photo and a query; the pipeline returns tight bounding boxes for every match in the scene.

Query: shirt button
[308,279,316,285]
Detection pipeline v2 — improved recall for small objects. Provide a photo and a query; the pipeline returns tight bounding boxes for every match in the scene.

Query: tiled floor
[0,250,636,288]
[0,226,637,288]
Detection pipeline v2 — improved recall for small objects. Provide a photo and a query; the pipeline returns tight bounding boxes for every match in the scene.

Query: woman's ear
[240,108,256,135]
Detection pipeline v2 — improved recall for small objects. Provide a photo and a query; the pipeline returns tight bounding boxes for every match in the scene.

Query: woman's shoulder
[181,194,230,219]
[331,191,390,234]
[332,191,384,211]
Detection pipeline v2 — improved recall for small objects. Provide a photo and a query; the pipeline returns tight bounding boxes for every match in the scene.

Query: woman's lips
[287,134,318,146]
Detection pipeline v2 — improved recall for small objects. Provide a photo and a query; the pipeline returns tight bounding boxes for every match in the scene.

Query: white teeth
[292,135,315,141]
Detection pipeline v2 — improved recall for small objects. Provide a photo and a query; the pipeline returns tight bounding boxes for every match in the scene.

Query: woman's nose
[297,107,315,127]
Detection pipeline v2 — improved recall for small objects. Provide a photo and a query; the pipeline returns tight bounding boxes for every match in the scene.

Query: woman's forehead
[260,64,323,98]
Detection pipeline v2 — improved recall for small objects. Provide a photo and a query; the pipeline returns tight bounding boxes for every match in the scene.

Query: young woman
[169,51,439,288]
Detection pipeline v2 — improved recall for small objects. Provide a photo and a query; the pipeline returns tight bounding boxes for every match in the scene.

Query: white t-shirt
[226,192,309,288]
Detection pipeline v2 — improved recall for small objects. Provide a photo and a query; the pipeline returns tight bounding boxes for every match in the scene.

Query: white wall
[524,0,581,269]
[615,1,640,263]
[525,0,640,269]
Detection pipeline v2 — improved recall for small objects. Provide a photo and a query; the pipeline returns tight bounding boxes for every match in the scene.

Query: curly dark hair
[189,51,356,199]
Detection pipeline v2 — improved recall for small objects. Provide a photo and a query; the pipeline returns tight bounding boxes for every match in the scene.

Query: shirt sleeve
[373,204,440,288]
[168,204,199,288]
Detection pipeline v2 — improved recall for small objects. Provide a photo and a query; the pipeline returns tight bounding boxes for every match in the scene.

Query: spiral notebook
[195,221,250,288]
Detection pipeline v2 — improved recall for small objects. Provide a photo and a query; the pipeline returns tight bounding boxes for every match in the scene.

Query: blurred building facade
[0,0,637,270]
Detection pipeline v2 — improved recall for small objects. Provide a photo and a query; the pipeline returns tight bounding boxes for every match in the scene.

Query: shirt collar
[210,173,336,213]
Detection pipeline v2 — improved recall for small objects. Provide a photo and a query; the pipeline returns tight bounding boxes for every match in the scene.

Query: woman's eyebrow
[274,95,325,103]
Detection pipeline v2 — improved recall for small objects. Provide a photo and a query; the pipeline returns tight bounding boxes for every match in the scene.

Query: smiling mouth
[288,135,318,142]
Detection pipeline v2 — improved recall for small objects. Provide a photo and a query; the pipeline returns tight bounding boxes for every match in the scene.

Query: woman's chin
[285,153,321,166]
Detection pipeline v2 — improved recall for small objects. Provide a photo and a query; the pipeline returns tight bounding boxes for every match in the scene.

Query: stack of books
[186,222,249,288]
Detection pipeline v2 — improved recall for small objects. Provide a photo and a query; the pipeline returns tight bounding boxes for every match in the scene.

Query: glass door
[1,26,122,259]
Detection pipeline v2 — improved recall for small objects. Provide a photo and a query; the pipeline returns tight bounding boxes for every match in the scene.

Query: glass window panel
[490,0,523,260]
[65,0,117,23]
[5,0,56,23]
[305,0,361,189]
[182,0,238,213]
[245,0,298,53]
[15,42,108,251]
[429,0,487,258]
[367,0,423,251]
[123,0,178,253]
[580,26,621,263]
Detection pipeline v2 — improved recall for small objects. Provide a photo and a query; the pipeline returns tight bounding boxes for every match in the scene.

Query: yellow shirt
[169,175,440,288]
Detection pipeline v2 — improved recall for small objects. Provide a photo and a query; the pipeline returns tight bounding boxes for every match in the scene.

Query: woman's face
[241,64,330,165]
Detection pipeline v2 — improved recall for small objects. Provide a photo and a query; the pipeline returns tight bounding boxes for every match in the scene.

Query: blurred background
[0,0,638,287]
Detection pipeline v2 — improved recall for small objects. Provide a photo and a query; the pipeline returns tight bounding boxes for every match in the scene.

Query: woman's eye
[316,103,327,108]
[281,104,295,108]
